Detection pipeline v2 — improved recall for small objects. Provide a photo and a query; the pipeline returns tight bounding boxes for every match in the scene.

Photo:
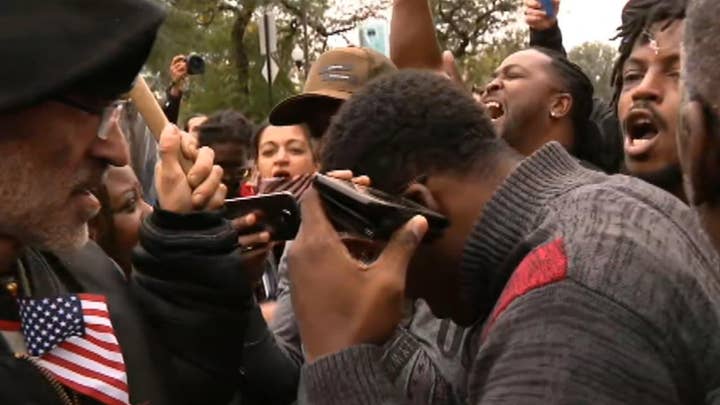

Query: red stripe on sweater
[483,238,568,339]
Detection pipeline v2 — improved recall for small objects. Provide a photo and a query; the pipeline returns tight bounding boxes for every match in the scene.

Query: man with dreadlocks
[392,0,622,174]
[526,0,624,174]
[613,0,687,200]
[478,46,619,173]
[530,0,688,199]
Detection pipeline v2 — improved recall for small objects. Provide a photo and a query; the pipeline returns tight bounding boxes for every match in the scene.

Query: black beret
[0,0,166,112]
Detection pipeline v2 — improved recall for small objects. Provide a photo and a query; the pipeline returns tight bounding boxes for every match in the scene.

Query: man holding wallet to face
[287,70,720,404]
[231,46,477,404]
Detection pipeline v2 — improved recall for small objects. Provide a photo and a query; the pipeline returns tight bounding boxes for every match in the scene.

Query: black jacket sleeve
[529,22,566,56]
[238,306,301,404]
[131,209,251,404]
[0,355,65,405]
[162,89,182,124]
[131,208,300,405]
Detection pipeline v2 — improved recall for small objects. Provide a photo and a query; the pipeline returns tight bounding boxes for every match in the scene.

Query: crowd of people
[2,0,720,404]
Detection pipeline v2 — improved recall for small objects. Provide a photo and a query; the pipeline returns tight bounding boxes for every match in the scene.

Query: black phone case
[313,174,449,242]
[223,192,301,241]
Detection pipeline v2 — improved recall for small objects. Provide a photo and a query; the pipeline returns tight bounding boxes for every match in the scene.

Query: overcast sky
[331,0,627,51]
[557,0,625,49]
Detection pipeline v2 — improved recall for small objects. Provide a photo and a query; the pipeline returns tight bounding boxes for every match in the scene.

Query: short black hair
[197,109,254,148]
[531,47,620,173]
[321,70,508,194]
[610,0,686,106]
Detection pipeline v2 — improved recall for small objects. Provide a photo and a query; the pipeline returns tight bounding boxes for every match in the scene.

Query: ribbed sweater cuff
[301,345,399,405]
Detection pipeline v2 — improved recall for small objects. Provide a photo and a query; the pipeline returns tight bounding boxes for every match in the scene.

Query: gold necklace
[15,353,81,405]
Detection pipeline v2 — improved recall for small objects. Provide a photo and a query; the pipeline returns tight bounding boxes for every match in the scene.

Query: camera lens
[186,54,205,75]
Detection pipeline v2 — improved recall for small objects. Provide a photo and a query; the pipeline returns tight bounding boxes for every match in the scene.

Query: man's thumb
[378,215,428,276]
[442,51,462,85]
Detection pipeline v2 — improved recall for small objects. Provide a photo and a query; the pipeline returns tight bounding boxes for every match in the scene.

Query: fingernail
[193,192,203,200]
[245,213,256,225]
[260,232,271,242]
[410,215,428,241]
[188,174,196,184]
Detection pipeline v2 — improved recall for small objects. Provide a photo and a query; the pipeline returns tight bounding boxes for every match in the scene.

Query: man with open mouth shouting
[480,46,618,174]
[613,0,686,200]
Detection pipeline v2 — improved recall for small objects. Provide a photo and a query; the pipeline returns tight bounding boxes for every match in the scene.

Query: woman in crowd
[89,165,153,277]
[251,123,318,322]
[253,123,318,180]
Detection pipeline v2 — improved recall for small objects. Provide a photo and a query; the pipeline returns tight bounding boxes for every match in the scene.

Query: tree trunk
[233,1,257,97]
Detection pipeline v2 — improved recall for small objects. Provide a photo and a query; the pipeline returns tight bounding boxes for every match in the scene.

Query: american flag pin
[18,294,129,405]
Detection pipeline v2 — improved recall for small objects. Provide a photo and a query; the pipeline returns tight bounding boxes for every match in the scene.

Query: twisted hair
[610,0,686,107]
[531,47,618,172]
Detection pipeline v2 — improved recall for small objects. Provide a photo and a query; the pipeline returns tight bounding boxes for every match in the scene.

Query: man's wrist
[168,85,183,98]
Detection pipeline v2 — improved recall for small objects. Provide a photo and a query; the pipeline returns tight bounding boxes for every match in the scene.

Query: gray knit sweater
[270,248,471,403]
[299,142,720,405]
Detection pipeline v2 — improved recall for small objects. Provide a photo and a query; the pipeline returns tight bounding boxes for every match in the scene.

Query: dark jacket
[299,142,720,404]
[162,90,182,125]
[0,209,254,405]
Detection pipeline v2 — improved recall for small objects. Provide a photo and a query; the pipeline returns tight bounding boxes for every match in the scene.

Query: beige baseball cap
[269,47,397,126]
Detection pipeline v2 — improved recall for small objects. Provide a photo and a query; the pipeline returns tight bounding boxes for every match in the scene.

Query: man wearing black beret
[0,1,256,404]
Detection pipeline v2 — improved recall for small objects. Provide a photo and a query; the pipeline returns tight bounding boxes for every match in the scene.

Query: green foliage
[460,29,528,91]
[143,0,524,123]
[568,41,618,103]
[146,1,300,123]
[432,0,522,58]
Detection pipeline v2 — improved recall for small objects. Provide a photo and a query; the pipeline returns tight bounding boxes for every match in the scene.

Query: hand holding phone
[539,0,555,18]
[313,174,449,242]
[224,192,301,241]
[525,0,559,31]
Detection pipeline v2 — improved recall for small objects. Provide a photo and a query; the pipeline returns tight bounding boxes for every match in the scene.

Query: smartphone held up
[223,192,301,241]
[221,173,449,248]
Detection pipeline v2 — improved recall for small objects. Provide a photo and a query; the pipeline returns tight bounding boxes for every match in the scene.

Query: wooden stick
[129,76,193,172]
[128,75,168,142]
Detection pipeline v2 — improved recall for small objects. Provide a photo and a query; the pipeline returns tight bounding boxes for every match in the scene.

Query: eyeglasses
[53,96,127,140]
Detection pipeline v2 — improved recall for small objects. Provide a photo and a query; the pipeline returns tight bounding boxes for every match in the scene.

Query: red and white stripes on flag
[18,293,129,405]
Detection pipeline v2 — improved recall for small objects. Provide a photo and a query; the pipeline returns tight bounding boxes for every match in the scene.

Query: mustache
[627,100,668,131]
[70,164,108,193]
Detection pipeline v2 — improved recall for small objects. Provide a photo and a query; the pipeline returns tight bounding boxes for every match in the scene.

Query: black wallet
[313,173,449,242]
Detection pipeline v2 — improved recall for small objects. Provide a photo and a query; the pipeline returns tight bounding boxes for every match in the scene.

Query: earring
[550,111,558,118]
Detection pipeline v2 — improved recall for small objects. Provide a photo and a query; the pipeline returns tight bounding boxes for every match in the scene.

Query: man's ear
[550,93,573,119]
[88,221,100,242]
[681,100,720,206]
[88,216,106,243]
[403,182,440,212]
